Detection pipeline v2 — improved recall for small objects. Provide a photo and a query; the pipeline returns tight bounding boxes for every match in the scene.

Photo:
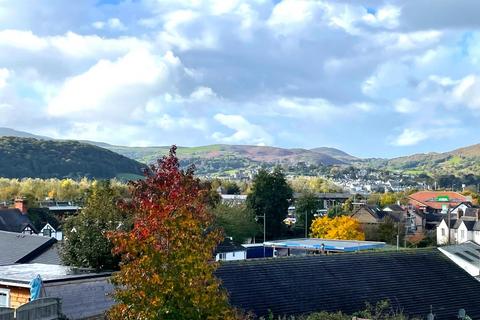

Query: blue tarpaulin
[29,274,43,301]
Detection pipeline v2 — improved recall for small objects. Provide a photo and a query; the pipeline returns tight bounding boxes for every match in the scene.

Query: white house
[451,203,472,216]
[437,219,457,245]
[438,242,480,279]
[437,218,480,245]
[215,239,247,262]
[40,223,63,241]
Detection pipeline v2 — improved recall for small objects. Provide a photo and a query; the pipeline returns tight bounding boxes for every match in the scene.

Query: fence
[0,298,63,320]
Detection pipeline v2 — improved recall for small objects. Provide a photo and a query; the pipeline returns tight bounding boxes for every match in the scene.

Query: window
[441,228,445,236]
[232,252,235,257]
[0,289,10,307]
[43,228,52,237]
[219,253,227,261]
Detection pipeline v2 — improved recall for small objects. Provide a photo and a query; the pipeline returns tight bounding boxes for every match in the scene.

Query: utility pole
[305,209,308,238]
[447,205,451,245]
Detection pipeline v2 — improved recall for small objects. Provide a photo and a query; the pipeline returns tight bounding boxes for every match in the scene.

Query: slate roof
[28,243,61,265]
[215,238,246,254]
[352,206,402,223]
[440,218,457,228]
[464,207,480,219]
[384,204,404,212]
[216,249,480,319]
[0,209,36,233]
[0,230,56,265]
[452,219,476,230]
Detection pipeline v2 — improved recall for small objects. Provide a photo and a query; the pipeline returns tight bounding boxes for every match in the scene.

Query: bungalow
[215,238,247,261]
[216,249,480,319]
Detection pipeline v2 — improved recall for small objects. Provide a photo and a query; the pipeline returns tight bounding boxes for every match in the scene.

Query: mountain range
[0,127,479,178]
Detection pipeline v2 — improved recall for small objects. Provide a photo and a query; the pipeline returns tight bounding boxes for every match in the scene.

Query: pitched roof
[215,238,246,254]
[352,206,401,223]
[439,242,480,270]
[440,217,457,228]
[384,204,404,212]
[0,230,57,265]
[0,209,36,233]
[464,207,480,219]
[452,219,476,230]
[28,243,61,265]
[408,191,470,210]
[216,250,480,319]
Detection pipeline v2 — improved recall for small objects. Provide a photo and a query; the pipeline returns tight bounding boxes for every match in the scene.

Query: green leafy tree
[247,167,293,240]
[214,204,260,244]
[107,147,241,320]
[377,217,405,245]
[379,193,397,207]
[222,181,241,195]
[61,180,128,270]
[295,192,321,237]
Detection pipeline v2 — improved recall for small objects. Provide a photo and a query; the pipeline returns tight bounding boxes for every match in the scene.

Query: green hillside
[0,137,146,179]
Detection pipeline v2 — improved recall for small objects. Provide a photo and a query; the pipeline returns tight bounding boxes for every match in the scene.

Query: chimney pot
[14,198,28,215]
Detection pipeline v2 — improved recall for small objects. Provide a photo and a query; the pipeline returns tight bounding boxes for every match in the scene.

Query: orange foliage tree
[108,146,241,320]
[310,215,365,240]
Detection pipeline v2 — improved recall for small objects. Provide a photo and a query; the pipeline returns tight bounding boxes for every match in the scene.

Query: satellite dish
[458,309,466,319]
[427,313,435,320]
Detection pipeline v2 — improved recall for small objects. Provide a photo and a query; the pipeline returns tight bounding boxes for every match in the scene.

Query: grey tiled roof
[0,230,56,265]
[0,209,36,233]
[216,249,480,319]
[28,243,61,265]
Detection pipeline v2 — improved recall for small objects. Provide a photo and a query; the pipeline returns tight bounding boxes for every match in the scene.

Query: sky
[0,0,480,158]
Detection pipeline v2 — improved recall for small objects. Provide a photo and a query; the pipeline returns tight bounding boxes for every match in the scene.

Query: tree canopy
[310,216,365,240]
[213,203,260,244]
[60,180,128,270]
[246,167,293,240]
[107,146,240,320]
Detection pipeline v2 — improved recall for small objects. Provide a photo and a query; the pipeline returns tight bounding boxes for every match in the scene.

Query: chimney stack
[14,198,28,215]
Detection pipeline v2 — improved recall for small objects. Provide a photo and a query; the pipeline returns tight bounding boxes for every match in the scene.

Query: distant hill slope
[373,143,480,176]
[0,137,146,179]
[105,144,347,166]
[310,147,358,162]
[0,127,51,140]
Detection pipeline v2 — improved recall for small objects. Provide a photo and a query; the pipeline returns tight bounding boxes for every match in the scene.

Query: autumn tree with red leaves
[108,146,241,320]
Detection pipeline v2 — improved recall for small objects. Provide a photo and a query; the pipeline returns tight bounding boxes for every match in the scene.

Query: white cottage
[40,223,63,241]
[215,238,247,262]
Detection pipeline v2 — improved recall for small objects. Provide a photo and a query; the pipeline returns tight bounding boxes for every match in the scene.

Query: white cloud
[393,128,428,146]
[47,49,181,120]
[452,74,480,110]
[213,114,273,146]
[394,98,418,114]
[0,30,48,51]
[362,5,400,29]
[0,68,10,88]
